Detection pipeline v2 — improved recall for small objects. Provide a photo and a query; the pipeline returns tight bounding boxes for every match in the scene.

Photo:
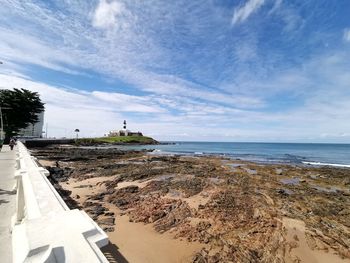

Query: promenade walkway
[0,145,16,263]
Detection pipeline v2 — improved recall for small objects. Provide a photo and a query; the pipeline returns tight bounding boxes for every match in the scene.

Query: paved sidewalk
[0,145,16,263]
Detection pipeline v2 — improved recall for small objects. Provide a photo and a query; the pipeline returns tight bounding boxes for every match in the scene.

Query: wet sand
[109,213,202,263]
[283,217,347,263]
[61,176,203,262]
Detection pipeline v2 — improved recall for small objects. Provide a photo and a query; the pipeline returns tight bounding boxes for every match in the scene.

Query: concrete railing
[12,142,109,263]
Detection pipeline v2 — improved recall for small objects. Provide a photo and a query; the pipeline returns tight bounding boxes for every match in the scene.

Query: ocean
[115,142,350,167]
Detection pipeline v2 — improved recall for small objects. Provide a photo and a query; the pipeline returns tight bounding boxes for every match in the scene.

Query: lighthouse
[107,120,143,137]
[120,120,129,136]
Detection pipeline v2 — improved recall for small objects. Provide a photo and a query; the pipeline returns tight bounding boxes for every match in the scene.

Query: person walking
[9,138,16,151]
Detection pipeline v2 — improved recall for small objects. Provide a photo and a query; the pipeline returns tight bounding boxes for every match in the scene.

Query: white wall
[12,142,109,262]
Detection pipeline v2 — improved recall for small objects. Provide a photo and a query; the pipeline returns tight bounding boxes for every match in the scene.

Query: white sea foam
[302,161,350,168]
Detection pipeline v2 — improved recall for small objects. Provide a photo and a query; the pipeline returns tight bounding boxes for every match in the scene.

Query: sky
[0,0,350,142]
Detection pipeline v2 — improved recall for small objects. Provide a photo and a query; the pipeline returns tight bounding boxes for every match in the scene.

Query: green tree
[0,88,45,142]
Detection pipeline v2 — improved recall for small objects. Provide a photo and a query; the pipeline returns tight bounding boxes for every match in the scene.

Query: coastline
[32,145,350,262]
[82,141,350,168]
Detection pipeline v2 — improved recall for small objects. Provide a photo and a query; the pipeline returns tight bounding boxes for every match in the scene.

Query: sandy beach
[32,146,350,262]
[59,175,203,263]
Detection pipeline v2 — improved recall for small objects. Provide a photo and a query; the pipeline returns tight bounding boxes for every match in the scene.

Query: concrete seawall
[24,139,75,148]
[10,142,109,262]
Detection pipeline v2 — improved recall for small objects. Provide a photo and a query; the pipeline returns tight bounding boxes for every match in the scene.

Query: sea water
[115,142,350,167]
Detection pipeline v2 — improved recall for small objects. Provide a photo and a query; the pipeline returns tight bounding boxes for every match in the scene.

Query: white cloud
[0,74,168,114]
[0,29,80,74]
[92,91,165,113]
[92,0,125,29]
[234,41,258,62]
[232,0,265,26]
[0,1,266,110]
[343,28,350,42]
[1,71,350,142]
[0,74,169,137]
[268,0,283,14]
[1,1,350,142]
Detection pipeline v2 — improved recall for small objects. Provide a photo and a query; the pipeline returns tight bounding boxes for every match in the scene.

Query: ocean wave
[302,161,350,168]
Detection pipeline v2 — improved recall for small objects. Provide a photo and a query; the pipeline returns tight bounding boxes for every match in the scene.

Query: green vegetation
[0,88,44,142]
[76,136,158,145]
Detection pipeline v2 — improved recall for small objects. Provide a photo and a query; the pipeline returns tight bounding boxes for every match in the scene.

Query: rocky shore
[31,146,350,263]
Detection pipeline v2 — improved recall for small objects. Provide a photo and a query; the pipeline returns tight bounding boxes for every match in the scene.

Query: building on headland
[17,112,44,138]
[108,120,143,137]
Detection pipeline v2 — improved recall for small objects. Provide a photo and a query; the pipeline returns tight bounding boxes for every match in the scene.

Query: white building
[108,120,143,137]
[18,112,44,138]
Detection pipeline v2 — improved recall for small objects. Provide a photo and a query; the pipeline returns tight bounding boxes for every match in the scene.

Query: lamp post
[74,129,80,141]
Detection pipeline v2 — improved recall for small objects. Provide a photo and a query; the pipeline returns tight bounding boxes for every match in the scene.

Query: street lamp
[74,129,80,140]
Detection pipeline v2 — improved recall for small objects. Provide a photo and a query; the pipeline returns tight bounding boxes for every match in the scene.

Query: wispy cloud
[344,28,350,42]
[0,29,80,74]
[0,0,349,142]
[231,0,266,26]
[92,0,126,29]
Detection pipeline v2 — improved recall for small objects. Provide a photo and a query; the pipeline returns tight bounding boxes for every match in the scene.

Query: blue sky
[0,0,350,142]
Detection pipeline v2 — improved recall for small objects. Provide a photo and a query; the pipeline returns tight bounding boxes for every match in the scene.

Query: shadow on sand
[101,242,129,263]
